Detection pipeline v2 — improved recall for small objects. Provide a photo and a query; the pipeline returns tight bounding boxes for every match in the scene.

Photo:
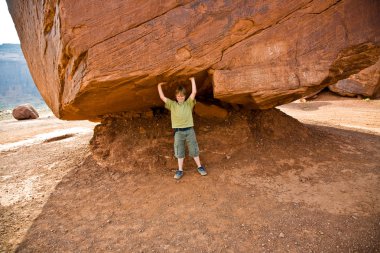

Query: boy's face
[176,92,186,103]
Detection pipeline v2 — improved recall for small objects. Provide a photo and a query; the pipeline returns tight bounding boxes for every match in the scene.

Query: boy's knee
[174,142,186,158]
[188,140,199,157]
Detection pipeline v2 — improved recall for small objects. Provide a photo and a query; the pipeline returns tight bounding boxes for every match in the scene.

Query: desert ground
[0,92,379,252]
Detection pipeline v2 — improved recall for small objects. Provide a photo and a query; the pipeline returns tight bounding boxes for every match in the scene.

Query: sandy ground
[279,92,380,135]
[0,114,96,252]
[0,93,379,252]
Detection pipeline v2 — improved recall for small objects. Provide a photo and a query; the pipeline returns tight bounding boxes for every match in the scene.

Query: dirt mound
[90,108,324,176]
[90,111,173,173]
[247,108,311,143]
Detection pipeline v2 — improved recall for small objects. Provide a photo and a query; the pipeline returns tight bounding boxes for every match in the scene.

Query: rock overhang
[6,0,380,120]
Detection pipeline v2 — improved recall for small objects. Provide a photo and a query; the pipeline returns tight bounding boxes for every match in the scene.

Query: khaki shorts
[174,127,199,158]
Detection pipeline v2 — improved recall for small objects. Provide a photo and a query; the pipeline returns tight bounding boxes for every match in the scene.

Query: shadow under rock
[279,101,331,111]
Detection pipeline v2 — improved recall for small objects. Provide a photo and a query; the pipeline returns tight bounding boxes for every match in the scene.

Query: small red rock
[12,104,39,120]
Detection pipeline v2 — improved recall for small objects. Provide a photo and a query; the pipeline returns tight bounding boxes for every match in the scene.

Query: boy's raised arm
[158,82,168,103]
[189,77,197,100]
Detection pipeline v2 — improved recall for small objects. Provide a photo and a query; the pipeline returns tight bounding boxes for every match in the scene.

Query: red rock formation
[6,0,380,120]
[12,104,39,120]
[212,0,380,107]
[329,59,380,98]
[194,102,228,119]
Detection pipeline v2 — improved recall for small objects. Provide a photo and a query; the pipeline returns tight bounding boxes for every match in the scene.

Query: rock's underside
[7,0,380,120]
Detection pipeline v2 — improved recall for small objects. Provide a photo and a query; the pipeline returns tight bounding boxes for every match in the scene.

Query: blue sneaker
[197,166,207,176]
[174,170,183,180]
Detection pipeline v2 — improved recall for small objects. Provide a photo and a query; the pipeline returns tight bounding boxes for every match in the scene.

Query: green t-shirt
[165,97,196,128]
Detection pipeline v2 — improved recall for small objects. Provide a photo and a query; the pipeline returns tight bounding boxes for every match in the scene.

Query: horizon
[0,42,20,45]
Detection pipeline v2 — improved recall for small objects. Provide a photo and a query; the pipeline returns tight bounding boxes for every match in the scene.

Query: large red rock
[211,0,380,107]
[6,0,380,120]
[12,104,39,120]
[329,59,380,98]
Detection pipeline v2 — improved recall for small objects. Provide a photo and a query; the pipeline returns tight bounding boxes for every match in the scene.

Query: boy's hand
[189,77,197,100]
[158,82,168,103]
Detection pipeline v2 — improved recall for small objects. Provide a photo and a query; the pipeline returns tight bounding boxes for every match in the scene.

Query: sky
[0,0,20,44]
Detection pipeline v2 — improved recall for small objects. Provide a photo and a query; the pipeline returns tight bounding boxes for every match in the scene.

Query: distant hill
[0,43,45,110]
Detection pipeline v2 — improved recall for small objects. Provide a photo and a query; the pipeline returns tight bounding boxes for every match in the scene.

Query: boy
[157,77,207,180]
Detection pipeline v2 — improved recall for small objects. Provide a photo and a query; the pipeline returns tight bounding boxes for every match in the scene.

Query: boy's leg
[174,131,186,179]
[193,156,201,168]
[194,156,207,176]
[174,157,185,180]
[177,158,184,171]
[186,129,199,161]
[186,129,207,175]
[174,131,186,164]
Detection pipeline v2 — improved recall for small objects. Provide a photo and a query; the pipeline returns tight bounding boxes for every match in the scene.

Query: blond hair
[175,85,186,96]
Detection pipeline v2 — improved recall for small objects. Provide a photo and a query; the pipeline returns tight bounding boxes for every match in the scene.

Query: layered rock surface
[329,59,380,98]
[7,0,380,120]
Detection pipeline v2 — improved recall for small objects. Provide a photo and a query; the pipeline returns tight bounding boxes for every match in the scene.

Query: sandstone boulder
[194,102,228,119]
[12,104,39,120]
[6,0,380,120]
[329,59,380,98]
